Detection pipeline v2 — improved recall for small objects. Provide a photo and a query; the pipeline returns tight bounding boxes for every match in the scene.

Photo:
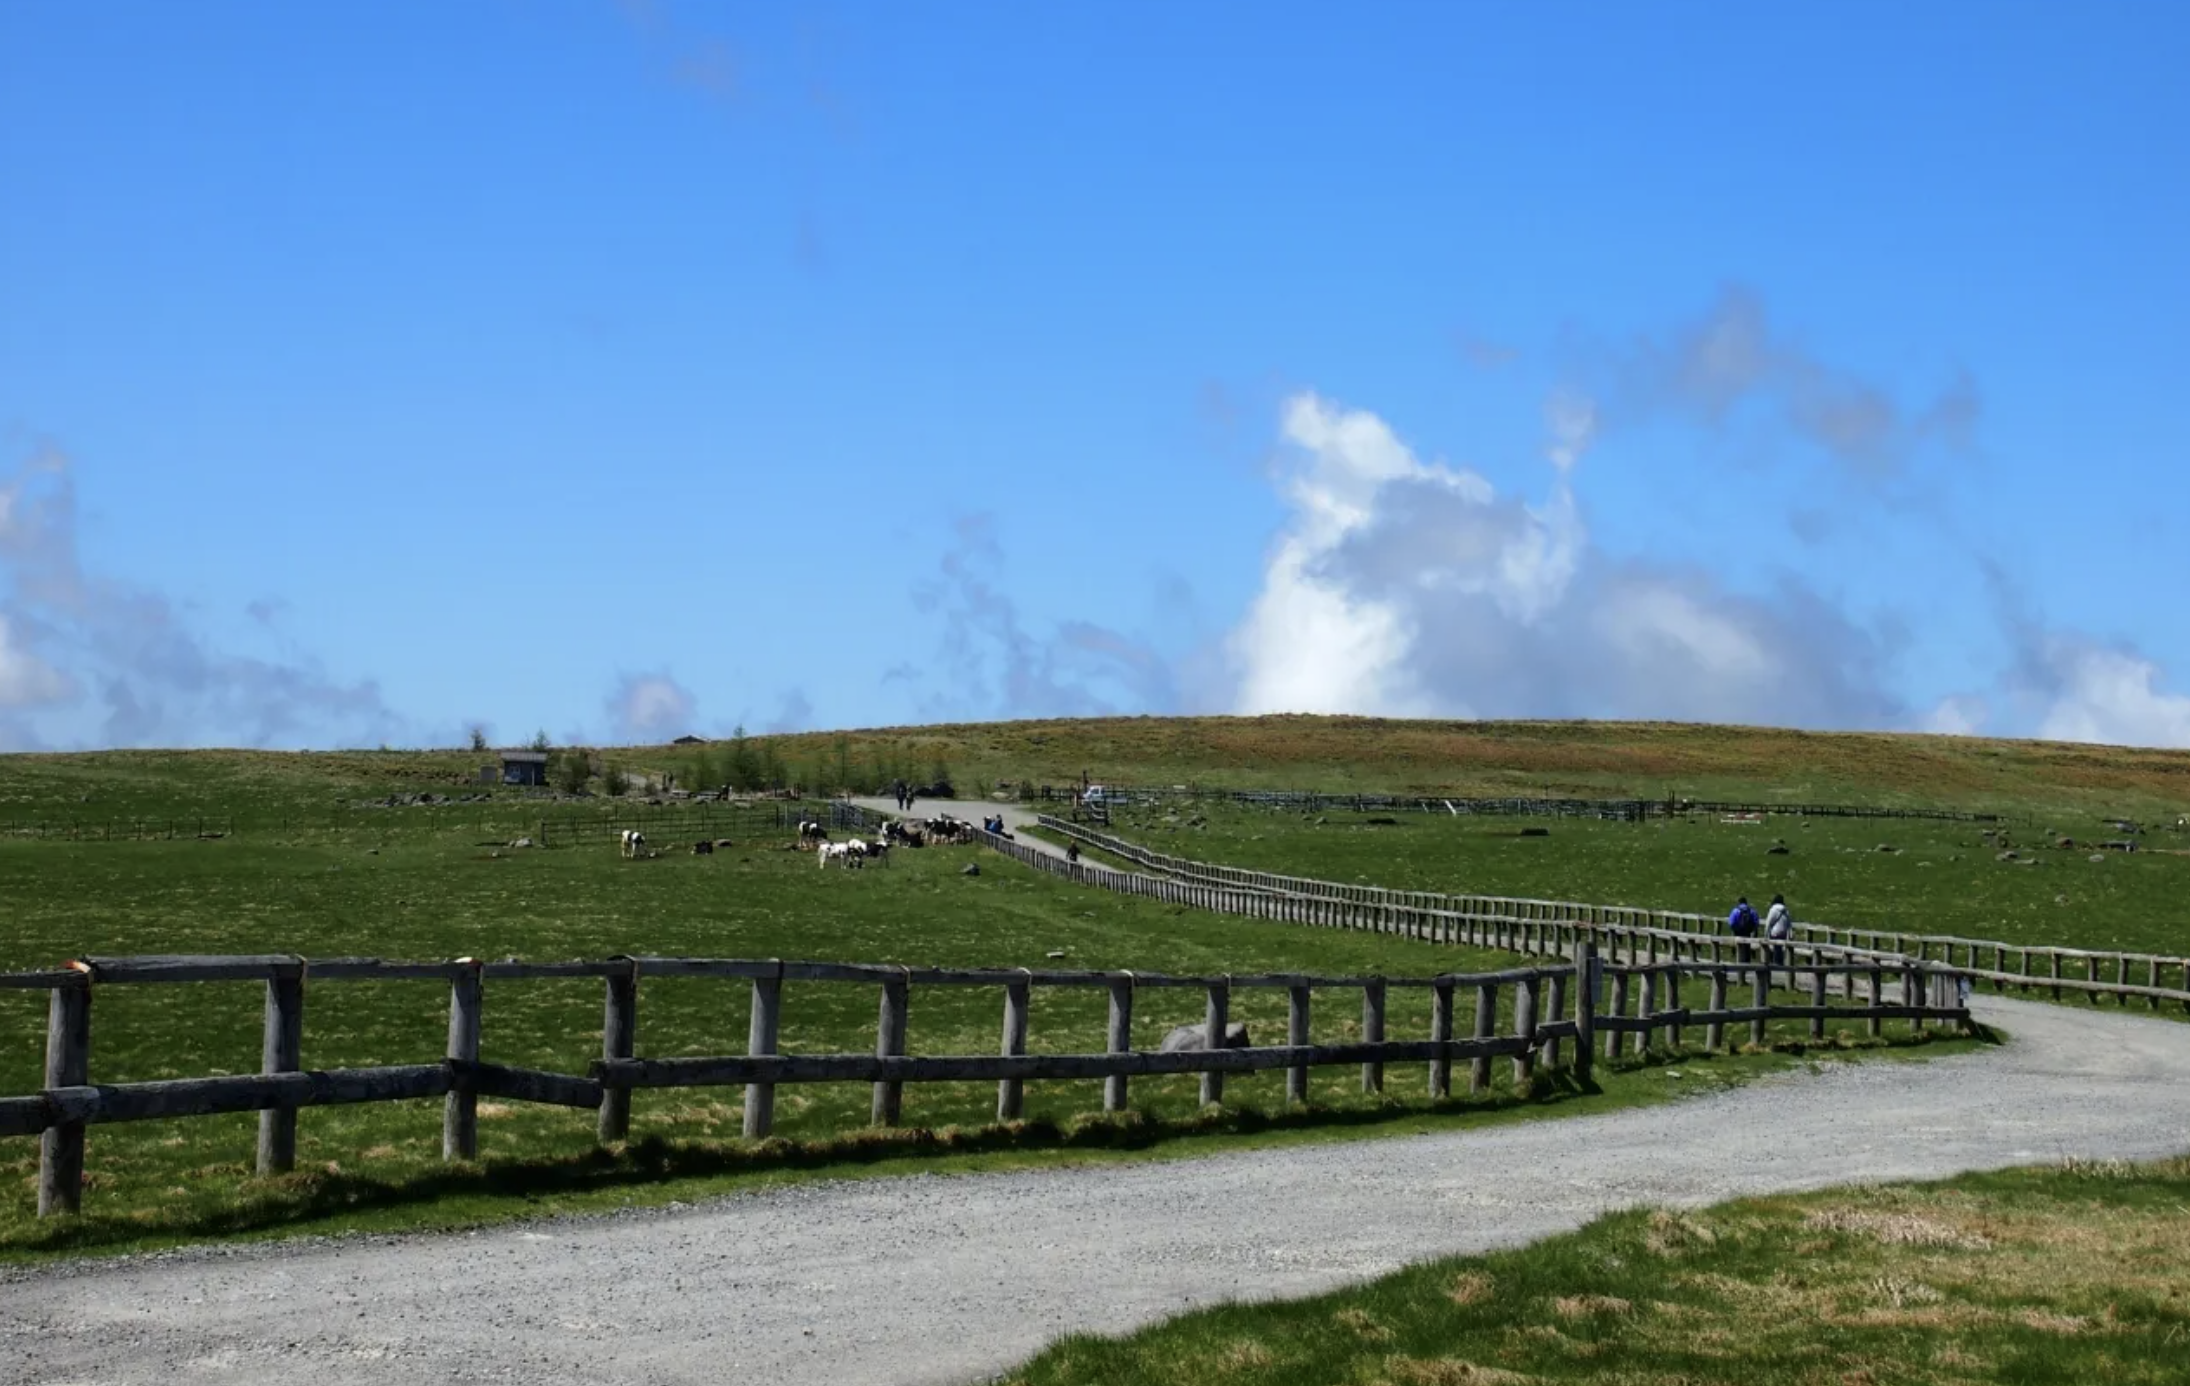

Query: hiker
[1727,895,1760,967]
[1066,841,1081,865]
[892,778,907,811]
[1763,893,1793,978]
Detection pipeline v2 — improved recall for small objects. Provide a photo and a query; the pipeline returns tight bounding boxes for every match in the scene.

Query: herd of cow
[793,813,980,869]
[612,814,984,866]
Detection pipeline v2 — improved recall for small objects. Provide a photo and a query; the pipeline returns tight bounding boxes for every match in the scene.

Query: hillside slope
[2,717,2187,821]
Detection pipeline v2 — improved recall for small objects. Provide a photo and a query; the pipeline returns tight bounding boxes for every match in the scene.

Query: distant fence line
[1028,818,2190,1012]
[1021,784,2033,825]
[1,933,1970,1219]
[532,800,865,847]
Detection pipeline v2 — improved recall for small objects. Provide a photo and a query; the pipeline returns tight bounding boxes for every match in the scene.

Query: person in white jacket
[1763,893,1793,981]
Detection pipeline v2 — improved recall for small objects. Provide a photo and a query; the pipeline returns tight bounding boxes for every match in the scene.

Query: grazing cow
[862,839,891,867]
[619,829,646,860]
[798,819,829,843]
[818,841,862,869]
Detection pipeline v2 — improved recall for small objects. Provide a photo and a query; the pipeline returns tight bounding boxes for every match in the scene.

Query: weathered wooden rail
[1022,784,2023,824]
[1027,819,2190,1011]
[1,940,1969,1219]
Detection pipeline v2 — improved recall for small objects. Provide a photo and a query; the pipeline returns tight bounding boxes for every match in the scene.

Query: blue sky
[2,1,2186,751]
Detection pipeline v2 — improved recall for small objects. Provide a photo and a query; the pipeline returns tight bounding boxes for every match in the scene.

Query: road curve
[6,993,2188,1386]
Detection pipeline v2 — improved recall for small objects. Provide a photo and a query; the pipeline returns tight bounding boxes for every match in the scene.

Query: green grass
[1002,1154,2190,1386]
[0,820,1973,1256]
[1098,802,2190,961]
[9,716,2190,829]
[4,715,2163,1256]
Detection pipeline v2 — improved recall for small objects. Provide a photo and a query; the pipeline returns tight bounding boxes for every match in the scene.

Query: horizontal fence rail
[2,937,1969,1219]
[1021,784,2029,825]
[1018,819,2190,1011]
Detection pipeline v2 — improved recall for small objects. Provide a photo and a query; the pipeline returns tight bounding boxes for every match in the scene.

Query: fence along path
[2,927,1973,1220]
[1028,817,2190,1011]
[1022,783,2022,824]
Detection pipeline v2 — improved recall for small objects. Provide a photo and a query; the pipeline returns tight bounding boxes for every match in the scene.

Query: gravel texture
[8,806,2188,1384]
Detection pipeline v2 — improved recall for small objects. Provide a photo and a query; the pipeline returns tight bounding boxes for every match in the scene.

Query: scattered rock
[1766,844,1790,856]
[2056,836,2076,850]
[1157,1021,1251,1052]
[961,863,981,876]
[1364,816,1399,826]
[1046,949,1067,959]
[2089,853,2108,864]
[366,848,379,856]
[714,839,737,849]
[507,836,533,849]
[1995,850,2018,862]
[2056,894,2070,905]
[1519,827,1550,838]
[1875,843,1898,853]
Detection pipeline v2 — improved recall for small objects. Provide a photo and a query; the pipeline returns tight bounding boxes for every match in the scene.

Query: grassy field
[1094,801,2190,960]
[3,714,2168,1256]
[7,716,2190,829]
[1003,1155,2190,1386]
[0,818,1964,1257]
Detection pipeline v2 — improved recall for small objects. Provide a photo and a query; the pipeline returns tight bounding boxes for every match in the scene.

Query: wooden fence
[0,935,1970,1219]
[1028,819,2190,1011]
[1022,785,2024,825]
[533,799,860,847]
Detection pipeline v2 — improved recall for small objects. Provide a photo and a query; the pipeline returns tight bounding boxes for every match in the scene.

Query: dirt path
[7,991,2188,1386]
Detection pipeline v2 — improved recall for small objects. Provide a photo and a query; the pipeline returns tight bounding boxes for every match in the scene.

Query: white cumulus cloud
[1226,391,1903,727]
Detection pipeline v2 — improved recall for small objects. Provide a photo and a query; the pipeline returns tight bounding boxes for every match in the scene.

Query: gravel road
[7,992,2188,1386]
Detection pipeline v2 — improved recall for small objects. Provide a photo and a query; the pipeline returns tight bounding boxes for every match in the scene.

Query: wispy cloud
[902,514,1180,720]
[0,444,408,750]
[605,671,699,743]
[1607,285,1979,480]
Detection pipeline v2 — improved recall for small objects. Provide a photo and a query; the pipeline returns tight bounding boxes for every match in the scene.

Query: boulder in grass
[961,863,981,877]
[1158,1021,1250,1053]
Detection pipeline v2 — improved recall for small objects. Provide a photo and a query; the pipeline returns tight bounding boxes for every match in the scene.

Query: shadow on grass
[8,1030,1986,1259]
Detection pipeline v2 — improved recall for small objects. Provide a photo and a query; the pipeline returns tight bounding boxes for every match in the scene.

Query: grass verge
[1004,1147,2190,1386]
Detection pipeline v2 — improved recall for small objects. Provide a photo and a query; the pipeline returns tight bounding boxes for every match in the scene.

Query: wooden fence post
[1867,967,1884,1037]
[873,971,909,1126]
[257,960,304,1175]
[1637,968,1657,1053]
[1287,984,1311,1105]
[1201,979,1230,1106]
[744,964,782,1138]
[1541,971,1567,1069]
[1661,967,1681,1049]
[1749,963,1769,1050]
[1809,967,1829,1039]
[1429,980,1453,1098]
[1471,981,1497,1093]
[1905,966,1924,1034]
[1106,974,1134,1113]
[2048,950,2062,1001]
[444,958,482,1161]
[1512,976,1539,1091]
[1361,980,1386,1094]
[38,970,91,1217]
[997,970,1031,1120]
[598,959,638,1143]
[1606,970,1629,1059]
[1572,942,1595,1084]
[1706,969,1728,1051]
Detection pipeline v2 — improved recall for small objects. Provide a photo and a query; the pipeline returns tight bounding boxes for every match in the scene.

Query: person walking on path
[1764,893,1793,984]
[1728,896,1761,968]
